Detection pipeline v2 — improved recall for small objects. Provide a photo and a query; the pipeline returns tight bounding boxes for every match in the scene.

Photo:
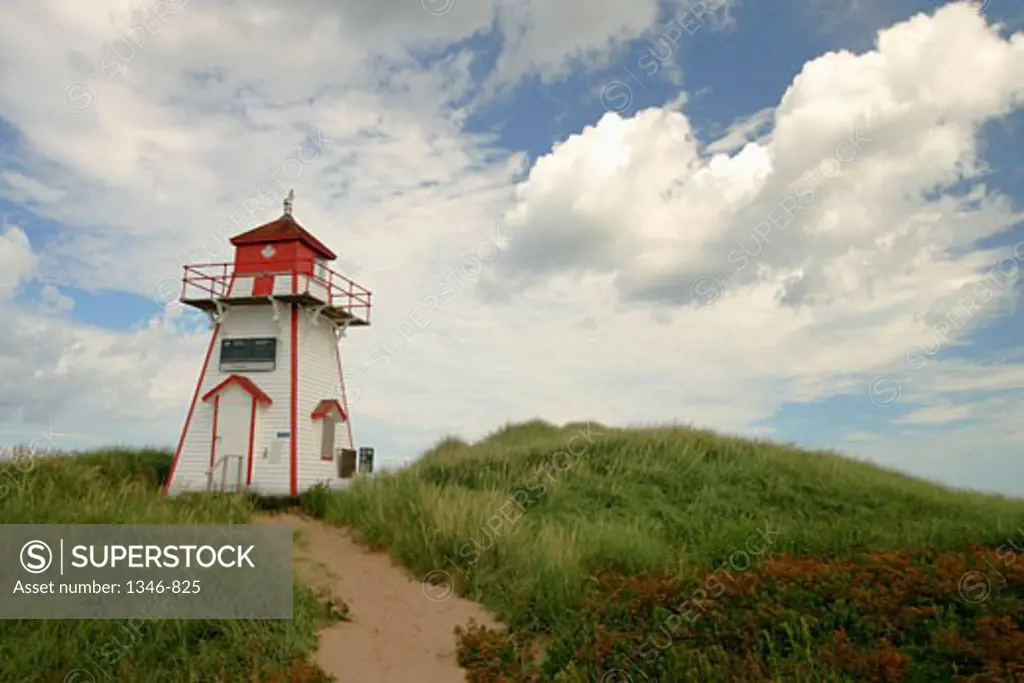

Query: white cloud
[481,4,1024,407]
[490,0,663,87]
[0,222,37,297]
[848,395,1024,496]
[0,1,1022,492]
[487,0,734,94]
[1,171,66,204]
[37,285,75,314]
[895,403,975,425]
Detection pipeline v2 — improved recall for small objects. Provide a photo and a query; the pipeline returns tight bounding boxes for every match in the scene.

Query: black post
[358,447,374,474]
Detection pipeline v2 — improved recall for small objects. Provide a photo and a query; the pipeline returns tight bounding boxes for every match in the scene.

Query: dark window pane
[220,337,277,369]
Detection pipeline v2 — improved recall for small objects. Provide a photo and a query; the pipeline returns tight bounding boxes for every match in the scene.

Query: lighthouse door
[215,391,250,491]
[252,274,274,297]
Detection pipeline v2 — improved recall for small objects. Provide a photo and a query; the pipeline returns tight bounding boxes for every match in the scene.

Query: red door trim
[208,395,220,470]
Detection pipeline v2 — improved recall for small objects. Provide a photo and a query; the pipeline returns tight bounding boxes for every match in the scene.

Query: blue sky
[1,0,1023,495]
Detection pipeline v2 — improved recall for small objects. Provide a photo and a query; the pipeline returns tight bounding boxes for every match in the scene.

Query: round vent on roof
[261,245,276,259]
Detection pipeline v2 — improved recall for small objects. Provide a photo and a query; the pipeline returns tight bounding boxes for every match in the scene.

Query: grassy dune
[303,420,1024,681]
[0,449,335,683]
[5,423,1024,681]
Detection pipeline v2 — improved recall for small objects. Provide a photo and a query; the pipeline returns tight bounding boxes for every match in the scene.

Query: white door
[215,390,250,491]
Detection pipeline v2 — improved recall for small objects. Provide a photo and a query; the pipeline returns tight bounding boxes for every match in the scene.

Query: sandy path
[258,512,499,683]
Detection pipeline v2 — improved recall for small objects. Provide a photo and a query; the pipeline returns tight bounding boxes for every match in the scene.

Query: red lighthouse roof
[230,214,336,260]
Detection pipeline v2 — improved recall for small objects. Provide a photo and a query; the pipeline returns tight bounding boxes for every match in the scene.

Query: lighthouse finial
[283,189,294,217]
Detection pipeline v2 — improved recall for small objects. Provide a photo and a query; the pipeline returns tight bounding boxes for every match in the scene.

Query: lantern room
[179,192,371,326]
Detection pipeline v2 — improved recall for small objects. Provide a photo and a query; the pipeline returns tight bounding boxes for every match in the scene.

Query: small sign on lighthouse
[164,192,374,497]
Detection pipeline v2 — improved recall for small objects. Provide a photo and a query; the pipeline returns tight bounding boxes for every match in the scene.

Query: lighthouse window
[314,258,328,281]
[219,337,277,372]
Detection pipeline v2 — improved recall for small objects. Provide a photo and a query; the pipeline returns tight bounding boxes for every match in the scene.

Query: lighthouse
[164,191,373,496]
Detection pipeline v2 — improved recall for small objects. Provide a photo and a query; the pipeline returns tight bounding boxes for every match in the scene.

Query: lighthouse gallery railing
[179,259,372,323]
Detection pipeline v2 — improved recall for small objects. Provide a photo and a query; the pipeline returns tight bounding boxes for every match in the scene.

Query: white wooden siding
[168,302,354,497]
[296,309,349,490]
[307,277,328,301]
[168,306,292,496]
[231,275,255,297]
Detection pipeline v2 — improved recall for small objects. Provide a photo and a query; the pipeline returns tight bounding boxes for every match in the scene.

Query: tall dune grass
[0,448,332,683]
[300,421,1024,680]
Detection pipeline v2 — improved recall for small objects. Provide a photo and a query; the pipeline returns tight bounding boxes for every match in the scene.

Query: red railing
[181,259,372,323]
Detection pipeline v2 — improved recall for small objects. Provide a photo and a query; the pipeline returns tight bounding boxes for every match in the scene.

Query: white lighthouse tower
[164,192,373,497]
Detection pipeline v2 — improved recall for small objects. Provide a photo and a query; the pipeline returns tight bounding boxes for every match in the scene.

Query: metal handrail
[180,259,372,322]
[206,454,245,492]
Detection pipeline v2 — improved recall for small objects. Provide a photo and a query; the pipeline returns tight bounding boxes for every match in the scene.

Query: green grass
[0,448,335,683]
[299,420,1024,680]
[6,422,1023,681]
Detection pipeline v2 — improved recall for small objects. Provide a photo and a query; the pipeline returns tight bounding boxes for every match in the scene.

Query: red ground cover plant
[455,619,541,683]
[454,546,1024,681]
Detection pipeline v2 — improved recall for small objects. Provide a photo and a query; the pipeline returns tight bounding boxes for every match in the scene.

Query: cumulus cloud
[477,3,1024,413]
[488,6,1024,310]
